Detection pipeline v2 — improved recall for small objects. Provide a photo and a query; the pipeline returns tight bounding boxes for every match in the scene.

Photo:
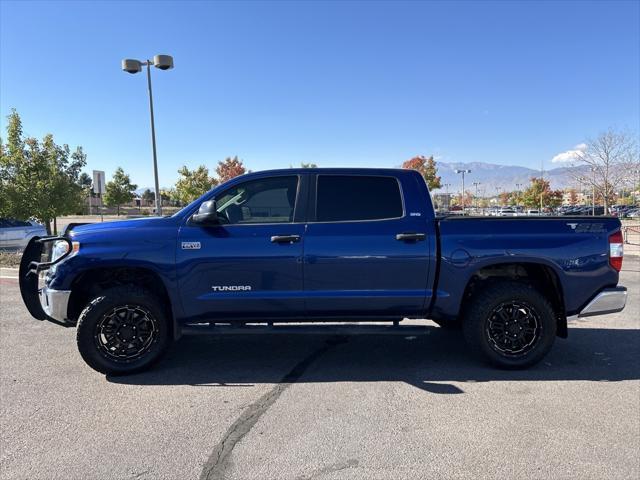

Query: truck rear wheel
[462,280,556,369]
[76,286,170,375]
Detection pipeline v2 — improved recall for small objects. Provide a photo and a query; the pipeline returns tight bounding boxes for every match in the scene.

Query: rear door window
[316,175,403,222]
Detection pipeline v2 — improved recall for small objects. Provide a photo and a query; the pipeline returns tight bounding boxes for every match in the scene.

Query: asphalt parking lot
[1,259,639,480]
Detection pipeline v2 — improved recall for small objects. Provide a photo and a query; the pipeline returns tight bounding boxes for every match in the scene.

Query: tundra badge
[211,285,252,291]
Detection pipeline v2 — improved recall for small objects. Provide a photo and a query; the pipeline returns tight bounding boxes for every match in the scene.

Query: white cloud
[551,143,587,163]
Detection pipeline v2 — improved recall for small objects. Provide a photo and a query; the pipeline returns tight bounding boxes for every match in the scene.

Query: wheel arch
[460,261,567,338]
[67,266,179,339]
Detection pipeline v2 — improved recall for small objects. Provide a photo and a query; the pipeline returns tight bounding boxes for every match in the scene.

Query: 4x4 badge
[182,241,201,250]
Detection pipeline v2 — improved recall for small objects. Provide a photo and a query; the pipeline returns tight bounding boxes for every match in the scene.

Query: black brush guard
[19,236,72,321]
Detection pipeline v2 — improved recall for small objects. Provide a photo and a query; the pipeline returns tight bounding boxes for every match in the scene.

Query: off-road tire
[76,286,171,375]
[462,280,556,369]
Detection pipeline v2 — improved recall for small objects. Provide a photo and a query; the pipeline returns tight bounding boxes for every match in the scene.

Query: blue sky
[1,0,638,188]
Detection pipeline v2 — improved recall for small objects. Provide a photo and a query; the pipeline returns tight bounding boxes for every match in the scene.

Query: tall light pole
[577,176,586,206]
[455,169,471,213]
[473,181,481,209]
[442,183,451,211]
[540,158,545,212]
[122,54,174,216]
[591,167,597,216]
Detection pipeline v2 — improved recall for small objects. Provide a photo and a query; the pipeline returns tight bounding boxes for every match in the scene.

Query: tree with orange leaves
[216,156,246,183]
[401,155,442,191]
[568,188,578,206]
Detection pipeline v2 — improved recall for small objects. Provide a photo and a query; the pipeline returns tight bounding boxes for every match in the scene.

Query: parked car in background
[0,218,47,251]
[615,206,639,218]
[498,207,517,216]
[0,218,46,251]
[526,209,540,216]
[563,206,606,216]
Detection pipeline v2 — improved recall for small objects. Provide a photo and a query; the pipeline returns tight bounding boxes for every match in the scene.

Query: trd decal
[567,223,605,233]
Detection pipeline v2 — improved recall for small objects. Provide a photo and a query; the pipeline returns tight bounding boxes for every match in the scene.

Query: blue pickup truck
[20,168,627,375]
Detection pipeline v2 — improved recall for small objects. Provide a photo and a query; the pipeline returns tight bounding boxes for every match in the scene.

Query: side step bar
[182,323,433,336]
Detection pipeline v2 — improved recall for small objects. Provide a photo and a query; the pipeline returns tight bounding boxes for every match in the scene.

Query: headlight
[51,240,80,263]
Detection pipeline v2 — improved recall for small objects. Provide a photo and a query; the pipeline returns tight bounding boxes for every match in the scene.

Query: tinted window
[214,176,298,224]
[1,218,30,227]
[10,219,31,227]
[316,175,403,222]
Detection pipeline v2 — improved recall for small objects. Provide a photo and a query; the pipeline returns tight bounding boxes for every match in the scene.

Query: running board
[181,323,433,336]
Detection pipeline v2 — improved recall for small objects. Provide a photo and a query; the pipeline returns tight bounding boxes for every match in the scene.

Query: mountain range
[432,161,584,196]
[134,161,586,198]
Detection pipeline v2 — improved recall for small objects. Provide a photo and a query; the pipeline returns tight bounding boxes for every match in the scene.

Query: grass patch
[0,251,22,268]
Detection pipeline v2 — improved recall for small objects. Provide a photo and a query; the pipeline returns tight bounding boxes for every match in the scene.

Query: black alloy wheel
[76,286,170,375]
[462,280,556,369]
[94,305,159,362]
[485,301,541,357]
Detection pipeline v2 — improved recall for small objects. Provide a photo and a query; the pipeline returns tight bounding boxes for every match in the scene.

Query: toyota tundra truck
[19,168,627,375]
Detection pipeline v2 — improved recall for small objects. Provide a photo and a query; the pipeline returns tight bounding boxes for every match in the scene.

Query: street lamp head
[153,55,174,70]
[122,59,142,74]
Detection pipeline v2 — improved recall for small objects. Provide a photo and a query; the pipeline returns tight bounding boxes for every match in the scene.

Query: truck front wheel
[76,286,171,375]
[462,281,556,369]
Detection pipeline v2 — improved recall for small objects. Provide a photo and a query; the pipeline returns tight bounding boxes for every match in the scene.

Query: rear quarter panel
[432,217,621,320]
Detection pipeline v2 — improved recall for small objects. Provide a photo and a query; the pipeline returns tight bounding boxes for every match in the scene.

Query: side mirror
[191,200,220,225]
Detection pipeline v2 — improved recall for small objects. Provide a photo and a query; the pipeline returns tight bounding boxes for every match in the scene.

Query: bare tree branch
[568,128,639,211]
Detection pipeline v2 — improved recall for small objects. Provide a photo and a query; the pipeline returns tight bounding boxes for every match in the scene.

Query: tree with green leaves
[78,172,92,190]
[174,165,217,205]
[104,167,137,216]
[522,177,563,209]
[301,162,317,168]
[141,188,155,206]
[77,172,93,213]
[0,109,87,234]
[159,189,174,206]
[401,155,442,191]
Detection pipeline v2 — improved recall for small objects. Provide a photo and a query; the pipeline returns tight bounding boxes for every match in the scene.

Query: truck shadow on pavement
[108,327,640,394]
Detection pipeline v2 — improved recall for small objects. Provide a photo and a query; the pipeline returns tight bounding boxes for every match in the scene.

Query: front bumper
[19,236,74,325]
[39,286,71,322]
[570,286,627,320]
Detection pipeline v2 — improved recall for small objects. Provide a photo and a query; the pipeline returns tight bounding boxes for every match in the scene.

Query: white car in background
[0,218,47,251]
[498,207,517,216]
[526,209,541,216]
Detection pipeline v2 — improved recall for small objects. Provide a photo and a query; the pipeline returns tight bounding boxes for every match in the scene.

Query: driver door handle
[271,235,301,244]
[395,232,426,241]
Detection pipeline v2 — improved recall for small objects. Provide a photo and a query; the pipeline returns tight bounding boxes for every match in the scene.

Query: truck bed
[431,215,622,321]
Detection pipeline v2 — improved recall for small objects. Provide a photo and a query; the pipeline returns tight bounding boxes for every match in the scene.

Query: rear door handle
[395,232,426,241]
[271,235,301,244]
